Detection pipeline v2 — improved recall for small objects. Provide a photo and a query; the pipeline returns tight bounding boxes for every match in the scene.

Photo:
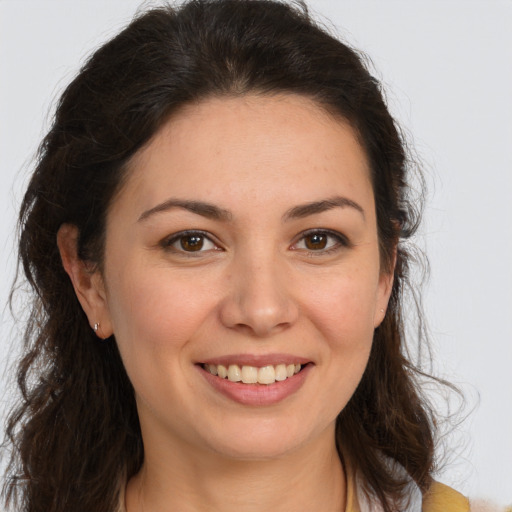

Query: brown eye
[293,230,348,254]
[304,233,328,250]
[180,234,205,252]
[164,231,217,254]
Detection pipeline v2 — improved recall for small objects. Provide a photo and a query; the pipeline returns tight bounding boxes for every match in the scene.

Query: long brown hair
[4,1,438,511]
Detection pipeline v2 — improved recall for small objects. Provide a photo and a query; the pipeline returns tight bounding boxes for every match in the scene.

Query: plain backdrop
[1,0,511,504]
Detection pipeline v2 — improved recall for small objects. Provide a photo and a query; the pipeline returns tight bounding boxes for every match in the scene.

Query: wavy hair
[4,1,438,511]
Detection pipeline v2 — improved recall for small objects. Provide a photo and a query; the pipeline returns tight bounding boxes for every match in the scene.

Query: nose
[219,254,299,338]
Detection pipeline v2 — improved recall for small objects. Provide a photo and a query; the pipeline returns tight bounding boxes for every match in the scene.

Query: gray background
[1,0,511,503]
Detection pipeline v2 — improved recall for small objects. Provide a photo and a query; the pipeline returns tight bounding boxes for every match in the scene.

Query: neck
[125,427,346,512]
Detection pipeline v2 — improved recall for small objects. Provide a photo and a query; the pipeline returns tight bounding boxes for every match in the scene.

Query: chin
[201,417,328,461]
[210,437,300,461]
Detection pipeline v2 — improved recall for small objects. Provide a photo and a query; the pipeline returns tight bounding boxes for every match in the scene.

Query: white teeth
[275,364,287,381]
[204,362,303,385]
[217,364,228,379]
[241,365,258,384]
[227,364,242,382]
[258,365,275,384]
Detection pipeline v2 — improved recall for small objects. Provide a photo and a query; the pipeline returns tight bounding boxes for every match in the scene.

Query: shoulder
[422,482,469,512]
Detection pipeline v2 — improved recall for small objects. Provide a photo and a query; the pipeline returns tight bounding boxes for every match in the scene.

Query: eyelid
[291,228,351,254]
[161,229,222,254]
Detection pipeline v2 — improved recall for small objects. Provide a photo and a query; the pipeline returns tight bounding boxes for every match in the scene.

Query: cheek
[300,287,375,424]
[301,268,379,346]
[303,271,378,414]
[106,262,218,363]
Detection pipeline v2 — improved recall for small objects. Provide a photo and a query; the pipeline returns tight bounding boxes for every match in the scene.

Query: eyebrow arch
[138,198,232,222]
[283,196,365,221]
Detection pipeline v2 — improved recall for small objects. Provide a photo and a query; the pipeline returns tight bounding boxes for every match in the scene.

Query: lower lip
[198,364,312,406]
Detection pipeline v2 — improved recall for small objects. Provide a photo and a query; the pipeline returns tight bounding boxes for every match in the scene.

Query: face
[89,94,392,461]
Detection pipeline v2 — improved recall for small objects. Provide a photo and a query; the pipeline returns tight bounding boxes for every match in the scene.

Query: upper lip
[199,353,312,367]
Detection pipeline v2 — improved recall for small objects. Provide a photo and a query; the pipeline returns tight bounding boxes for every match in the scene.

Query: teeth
[258,365,275,384]
[217,364,228,379]
[227,364,241,382]
[275,364,287,381]
[241,365,258,384]
[204,362,303,385]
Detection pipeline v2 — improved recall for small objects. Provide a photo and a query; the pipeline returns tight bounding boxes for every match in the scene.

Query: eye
[292,229,348,254]
[162,231,219,254]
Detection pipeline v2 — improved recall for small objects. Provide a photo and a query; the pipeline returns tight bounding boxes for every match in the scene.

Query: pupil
[306,233,327,250]
[181,235,204,251]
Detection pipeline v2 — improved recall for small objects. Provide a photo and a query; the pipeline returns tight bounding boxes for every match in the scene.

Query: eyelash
[291,229,350,256]
[160,229,350,256]
[161,230,221,255]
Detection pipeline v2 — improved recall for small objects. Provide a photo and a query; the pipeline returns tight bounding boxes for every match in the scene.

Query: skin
[58,94,394,512]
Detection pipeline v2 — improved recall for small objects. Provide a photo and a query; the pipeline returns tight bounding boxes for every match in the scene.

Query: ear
[373,250,397,328]
[57,224,113,339]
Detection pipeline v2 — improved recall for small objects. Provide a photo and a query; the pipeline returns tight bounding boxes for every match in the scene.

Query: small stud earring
[380,309,385,313]
[93,322,99,333]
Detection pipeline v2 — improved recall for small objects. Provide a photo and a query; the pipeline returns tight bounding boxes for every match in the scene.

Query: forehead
[114,93,374,221]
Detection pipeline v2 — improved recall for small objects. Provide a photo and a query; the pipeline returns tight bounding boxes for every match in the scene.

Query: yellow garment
[345,465,470,512]
[422,482,470,512]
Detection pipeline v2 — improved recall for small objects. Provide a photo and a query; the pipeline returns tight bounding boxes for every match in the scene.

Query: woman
[2,1,472,511]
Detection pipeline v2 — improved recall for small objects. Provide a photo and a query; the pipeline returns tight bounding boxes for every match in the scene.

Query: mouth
[197,355,313,405]
[201,362,305,385]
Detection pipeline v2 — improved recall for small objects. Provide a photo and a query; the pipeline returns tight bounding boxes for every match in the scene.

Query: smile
[198,355,312,405]
[203,363,302,385]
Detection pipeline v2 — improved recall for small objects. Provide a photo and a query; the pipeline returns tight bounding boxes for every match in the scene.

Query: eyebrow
[138,199,232,222]
[137,195,364,223]
[283,196,365,221]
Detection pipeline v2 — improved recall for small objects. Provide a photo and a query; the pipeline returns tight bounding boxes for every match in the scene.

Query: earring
[380,309,385,313]
[93,322,108,341]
